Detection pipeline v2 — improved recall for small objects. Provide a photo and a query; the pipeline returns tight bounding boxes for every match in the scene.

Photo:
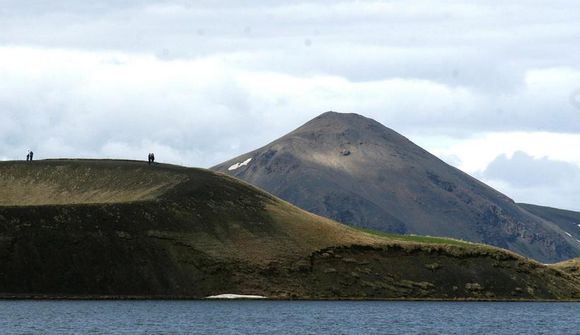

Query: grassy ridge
[551,258,580,280]
[355,227,474,247]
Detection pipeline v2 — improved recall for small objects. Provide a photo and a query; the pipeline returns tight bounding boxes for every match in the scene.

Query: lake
[0,300,577,334]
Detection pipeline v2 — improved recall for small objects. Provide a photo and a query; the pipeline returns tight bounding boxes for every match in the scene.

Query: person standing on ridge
[151,153,155,165]
[29,151,33,161]
[26,151,30,162]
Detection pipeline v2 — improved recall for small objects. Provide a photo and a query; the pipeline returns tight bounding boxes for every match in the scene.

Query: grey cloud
[1,1,579,133]
[479,151,580,211]
[3,2,580,71]
[482,151,579,188]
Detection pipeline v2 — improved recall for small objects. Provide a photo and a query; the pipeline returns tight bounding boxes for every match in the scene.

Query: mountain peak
[212,112,580,262]
[304,111,379,129]
[316,111,367,121]
[290,111,398,140]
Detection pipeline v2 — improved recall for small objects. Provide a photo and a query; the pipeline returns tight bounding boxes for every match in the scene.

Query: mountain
[0,159,578,300]
[212,112,580,263]
[519,203,580,243]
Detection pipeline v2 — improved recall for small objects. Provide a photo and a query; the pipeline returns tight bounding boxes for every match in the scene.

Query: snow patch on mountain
[228,158,252,171]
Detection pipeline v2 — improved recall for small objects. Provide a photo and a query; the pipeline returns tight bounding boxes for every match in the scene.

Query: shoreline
[0,295,578,302]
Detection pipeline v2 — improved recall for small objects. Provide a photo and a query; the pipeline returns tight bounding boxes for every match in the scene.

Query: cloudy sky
[1,1,579,210]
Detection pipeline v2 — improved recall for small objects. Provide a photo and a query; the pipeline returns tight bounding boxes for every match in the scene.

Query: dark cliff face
[212,112,580,263]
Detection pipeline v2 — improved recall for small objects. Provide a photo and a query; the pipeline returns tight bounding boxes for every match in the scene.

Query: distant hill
[0,159,578,300]
[212,112,580,263]
[519,203,580,243]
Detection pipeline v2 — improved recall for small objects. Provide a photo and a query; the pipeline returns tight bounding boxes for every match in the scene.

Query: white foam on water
[205,294,266,299]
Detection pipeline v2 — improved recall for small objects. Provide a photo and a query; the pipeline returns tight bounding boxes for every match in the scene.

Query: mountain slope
[519,203,580,243]
[1,159,578,300]
[212,112,580,263]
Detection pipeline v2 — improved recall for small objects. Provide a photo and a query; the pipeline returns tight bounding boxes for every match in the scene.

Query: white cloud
[1,46,579,163]
[418,132,580,174]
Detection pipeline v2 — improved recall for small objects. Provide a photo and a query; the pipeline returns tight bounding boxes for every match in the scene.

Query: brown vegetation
[0,159,578,300]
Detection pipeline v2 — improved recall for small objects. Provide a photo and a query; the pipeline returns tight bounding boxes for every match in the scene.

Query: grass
[355,227,474,247]
[2,160,579,300]
[0,159,186,206]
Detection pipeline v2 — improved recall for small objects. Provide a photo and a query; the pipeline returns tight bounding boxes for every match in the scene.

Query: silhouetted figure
[151,153,155,165]
[29,151,33,161]
[26,152,30,162]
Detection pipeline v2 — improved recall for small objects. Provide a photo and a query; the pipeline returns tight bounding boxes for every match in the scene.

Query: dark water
[0,300,578,334]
